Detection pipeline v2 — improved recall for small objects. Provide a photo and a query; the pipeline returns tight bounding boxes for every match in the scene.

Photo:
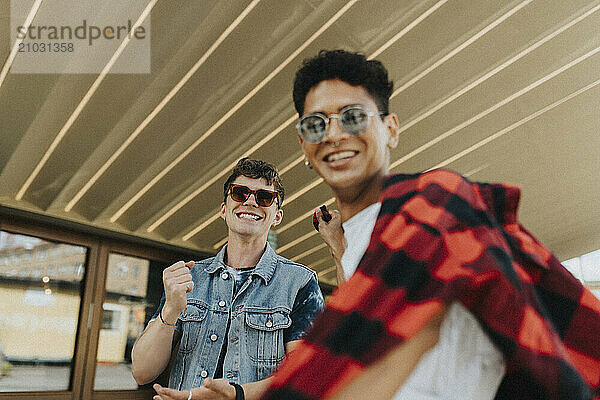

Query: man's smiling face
[221,175,282,240]
[299,79,398,195]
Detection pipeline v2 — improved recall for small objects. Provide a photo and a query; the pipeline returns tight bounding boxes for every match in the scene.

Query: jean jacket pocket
[244,310,291,363]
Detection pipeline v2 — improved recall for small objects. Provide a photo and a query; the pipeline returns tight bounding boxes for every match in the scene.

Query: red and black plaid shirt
[262,170,600,400]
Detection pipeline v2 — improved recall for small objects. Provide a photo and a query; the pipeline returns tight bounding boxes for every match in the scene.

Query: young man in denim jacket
[132,158,324,400]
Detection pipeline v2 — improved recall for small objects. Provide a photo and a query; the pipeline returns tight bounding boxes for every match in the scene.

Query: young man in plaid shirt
[260,50,600,400]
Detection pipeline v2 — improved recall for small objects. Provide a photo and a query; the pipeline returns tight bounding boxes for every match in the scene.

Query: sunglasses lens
[230,185,277,207]
[230,186,250,202]
[340,107,369,136]
[255,190,277,207]
[298,115,327,144]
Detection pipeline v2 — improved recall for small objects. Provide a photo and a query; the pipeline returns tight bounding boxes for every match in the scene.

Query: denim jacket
[168,243,321,390]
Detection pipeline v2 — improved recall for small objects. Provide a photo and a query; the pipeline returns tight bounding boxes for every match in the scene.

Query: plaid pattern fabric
[262,170,600,400]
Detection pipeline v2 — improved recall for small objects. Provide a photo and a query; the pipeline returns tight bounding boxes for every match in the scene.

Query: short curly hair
[293,49,394,116]
[223,158,285,208]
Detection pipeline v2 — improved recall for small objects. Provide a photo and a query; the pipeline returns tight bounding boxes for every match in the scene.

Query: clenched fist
[161,261,195,324]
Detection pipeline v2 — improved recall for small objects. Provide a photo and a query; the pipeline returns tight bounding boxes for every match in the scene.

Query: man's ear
[385,113,400,149]
[220,202,226,220]
[271,208,283,227]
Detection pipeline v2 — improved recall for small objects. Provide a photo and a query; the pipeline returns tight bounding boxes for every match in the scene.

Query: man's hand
[162,261,195,323]
[153,379,236,400]
[314,207,346,260]
[314,206,348,284]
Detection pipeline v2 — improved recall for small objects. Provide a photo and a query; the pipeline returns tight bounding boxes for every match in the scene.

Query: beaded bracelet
[159,309,177,327]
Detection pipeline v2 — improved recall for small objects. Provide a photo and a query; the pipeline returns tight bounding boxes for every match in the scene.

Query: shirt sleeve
[284,274,324,343]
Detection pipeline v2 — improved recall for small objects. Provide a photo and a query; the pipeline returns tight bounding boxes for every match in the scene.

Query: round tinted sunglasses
[296,104,385,144]
[228,184,278,207]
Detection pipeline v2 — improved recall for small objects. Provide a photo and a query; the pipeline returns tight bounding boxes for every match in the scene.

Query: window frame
[0,211,211,400]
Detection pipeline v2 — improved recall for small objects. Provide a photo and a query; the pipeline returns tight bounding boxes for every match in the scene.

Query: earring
[304,158,312,169]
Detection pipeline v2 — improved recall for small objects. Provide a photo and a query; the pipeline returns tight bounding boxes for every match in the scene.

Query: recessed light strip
[291,243,327,262]
[65,0,262,213]
[277,230,318,253]
[310,256,334,270]
[317,265,336,278]
[391,44,600,171]
[17,0,158,201]
[427,77,600,172]
[463,164,490,177]
[0,0,44,90]
[213,236,229,250]
[283,177,324,206]
[181,212,222,242]
[279,154,304,175]
[391,3,600,140]
[276,197,335,234]
[368,0,449,59]
[111,1,358,224]
[390,0,532,96]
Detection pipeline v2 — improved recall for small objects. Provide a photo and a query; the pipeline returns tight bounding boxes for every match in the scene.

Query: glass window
[93,253,154,391]
[0,231,87,392]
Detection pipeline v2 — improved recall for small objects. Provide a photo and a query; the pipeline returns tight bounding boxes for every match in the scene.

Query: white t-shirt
[341,203,505,400]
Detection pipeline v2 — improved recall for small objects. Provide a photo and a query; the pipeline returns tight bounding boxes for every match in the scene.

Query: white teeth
[238,213,260,220]
[327,151,356,162]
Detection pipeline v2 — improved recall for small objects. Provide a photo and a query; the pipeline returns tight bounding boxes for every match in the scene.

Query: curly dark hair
[223,158,284,208]
[293,49,394,116]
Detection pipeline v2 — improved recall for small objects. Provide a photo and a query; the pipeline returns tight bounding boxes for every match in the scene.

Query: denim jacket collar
[204,243,277,284]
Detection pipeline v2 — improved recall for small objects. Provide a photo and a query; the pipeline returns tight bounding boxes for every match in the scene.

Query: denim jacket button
[221,272,229,280]
[210,334,218,342]
[265,320,273,328]
[200,370,208,378]
[218,300,226,307]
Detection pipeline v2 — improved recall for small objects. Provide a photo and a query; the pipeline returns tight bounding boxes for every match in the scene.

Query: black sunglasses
[229,184,278,207]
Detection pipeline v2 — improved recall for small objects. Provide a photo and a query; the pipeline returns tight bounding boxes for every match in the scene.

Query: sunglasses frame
[228,184,279,207]
[296,104,385,144]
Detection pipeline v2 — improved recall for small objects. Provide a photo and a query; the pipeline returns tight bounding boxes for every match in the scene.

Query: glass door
[0,228,98,400]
